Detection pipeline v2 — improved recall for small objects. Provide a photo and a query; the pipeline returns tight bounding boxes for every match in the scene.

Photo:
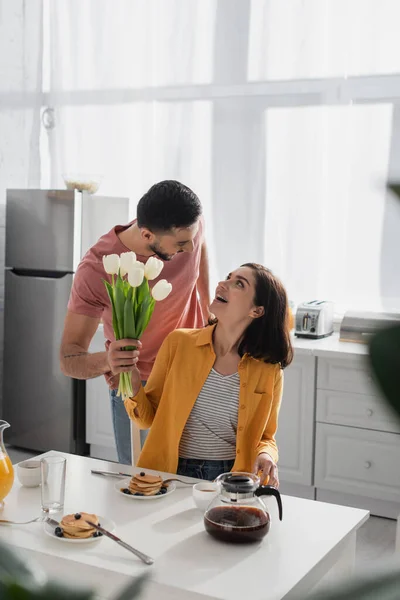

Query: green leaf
[387,182,400,200]
[113,273,126,341]
[369,324,400,421]
[114,574,148,600]
[103,280,119,341]
[123,287,136,351]
[135,278,149,308]
[306,567,400,599]
[0,540,45,588]
[135,296,151,338]
[141,298,156,334]
[123,277,131,298]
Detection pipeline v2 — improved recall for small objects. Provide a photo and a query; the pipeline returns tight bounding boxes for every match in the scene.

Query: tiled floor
[6,445,398,567]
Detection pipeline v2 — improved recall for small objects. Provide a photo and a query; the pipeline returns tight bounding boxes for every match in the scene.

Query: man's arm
[60,311,110,380]
[197,241,211,321]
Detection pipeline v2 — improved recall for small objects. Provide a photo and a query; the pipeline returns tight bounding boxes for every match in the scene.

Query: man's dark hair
[136,180,202,232]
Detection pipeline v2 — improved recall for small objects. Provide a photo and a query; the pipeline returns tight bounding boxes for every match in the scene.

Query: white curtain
[46,0,400,312]
[0,0,43,206]
[0,0,43,405]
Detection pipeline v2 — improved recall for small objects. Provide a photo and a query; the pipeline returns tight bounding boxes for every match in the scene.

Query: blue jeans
[110,384,148,465]
[177,458,235,481]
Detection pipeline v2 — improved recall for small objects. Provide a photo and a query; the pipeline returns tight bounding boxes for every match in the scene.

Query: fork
[0,516,48,525]
[162,478,193,486]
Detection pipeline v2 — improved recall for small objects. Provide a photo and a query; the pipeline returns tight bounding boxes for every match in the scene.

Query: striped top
[179,368,240,460]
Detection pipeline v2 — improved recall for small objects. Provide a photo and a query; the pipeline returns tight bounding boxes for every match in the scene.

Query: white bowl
[63,173,102,194]
[192,482,219,512]
[17,460,42,487]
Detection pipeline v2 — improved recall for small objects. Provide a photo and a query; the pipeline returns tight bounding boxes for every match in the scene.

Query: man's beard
[149,242,172,262]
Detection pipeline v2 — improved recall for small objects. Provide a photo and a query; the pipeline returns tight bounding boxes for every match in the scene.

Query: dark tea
[204,506,270,543]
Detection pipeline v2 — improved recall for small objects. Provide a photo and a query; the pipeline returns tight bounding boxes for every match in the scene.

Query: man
[60,180,210,464]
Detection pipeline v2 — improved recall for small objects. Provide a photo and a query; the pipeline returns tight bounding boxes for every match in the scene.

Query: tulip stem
[119,371,133,400]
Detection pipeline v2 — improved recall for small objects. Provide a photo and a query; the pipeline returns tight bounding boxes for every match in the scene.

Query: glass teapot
[204,472,282,543]
[0,421,14,509]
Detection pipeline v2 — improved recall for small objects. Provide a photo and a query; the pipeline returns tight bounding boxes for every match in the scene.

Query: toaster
[295,300,334,339]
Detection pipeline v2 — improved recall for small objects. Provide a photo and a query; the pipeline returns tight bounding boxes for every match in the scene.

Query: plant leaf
[135,296,151,338]
[136,277,149,308]
[103,280,119,341]
[369,324,400,420]
[0,539,46,588]
[123,287,136,351]
[305,567,400,599]
[387,182,400,200]
[113,574,148,600]
[141,298,156,333]
[114,273,126,341]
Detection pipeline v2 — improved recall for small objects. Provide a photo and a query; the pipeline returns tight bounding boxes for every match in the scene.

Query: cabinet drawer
[316,389,400,434]
[315,423,400,503]
[317,356,376,395]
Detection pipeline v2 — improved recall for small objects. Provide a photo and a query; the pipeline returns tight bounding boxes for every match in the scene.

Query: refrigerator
[3,189,129,453]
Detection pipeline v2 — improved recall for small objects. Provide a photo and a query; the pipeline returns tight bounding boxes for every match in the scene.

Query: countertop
[291,331,369,359]
[95,325,369,359]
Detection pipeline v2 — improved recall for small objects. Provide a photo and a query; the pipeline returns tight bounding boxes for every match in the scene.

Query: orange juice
[0,453,14,504]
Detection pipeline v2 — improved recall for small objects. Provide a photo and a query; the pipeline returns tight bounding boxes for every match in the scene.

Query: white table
[1,453,369,600]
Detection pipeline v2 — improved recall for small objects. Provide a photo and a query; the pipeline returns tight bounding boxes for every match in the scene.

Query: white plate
[115,478,176,500]
[43,515,115,544]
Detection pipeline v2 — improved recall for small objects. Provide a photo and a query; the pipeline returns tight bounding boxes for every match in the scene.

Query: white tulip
[151,279,172,301]
[102,254,120,275]
[144,256,164,280]
[128,264,145,287]
[133,260,145,271]
[119,252,136,277]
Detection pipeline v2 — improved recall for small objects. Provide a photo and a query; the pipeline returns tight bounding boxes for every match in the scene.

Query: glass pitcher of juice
[0,421,14,509]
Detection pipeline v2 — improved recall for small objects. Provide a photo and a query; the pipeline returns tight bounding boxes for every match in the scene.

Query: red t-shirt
[68,219,204,380]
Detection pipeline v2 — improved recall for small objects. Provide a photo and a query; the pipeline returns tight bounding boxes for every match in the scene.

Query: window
[42,0,400,311]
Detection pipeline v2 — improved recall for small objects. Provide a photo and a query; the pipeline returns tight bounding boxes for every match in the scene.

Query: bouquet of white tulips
[102,252,172,399]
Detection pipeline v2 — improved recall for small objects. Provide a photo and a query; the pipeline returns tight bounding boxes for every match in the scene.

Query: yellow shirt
[124,324,283,473]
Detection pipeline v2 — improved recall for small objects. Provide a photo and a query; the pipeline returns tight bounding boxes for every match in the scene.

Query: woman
[109,263,293,483]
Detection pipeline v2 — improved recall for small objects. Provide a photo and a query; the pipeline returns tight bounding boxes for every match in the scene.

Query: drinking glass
[40,455,66,513]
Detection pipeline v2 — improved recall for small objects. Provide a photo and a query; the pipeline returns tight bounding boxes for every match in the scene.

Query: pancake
[125,471,168,496]
[56,512,100,539]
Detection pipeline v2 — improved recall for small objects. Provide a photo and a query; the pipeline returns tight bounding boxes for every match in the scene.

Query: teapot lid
[217,472,260,494]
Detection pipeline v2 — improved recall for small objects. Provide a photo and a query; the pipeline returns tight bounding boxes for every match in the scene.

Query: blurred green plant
[302,182,400,599]
[0,536,147,599]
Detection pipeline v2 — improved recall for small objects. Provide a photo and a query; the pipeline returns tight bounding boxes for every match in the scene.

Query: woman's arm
[124,334,173,429]
[256,369,284,463]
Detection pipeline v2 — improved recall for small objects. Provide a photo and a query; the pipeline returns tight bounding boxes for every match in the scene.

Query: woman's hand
[253,453,279,487]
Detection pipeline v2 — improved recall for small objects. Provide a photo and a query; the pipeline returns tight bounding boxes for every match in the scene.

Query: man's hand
[253,453,279,487]
[107,338,141,374]
[105,339,142,397]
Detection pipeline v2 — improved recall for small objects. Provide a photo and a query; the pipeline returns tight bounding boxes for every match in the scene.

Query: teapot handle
[254,485,283,521]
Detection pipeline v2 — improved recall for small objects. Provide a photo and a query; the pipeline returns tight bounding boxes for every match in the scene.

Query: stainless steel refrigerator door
[5,189,76,271]
[3,270,76,452]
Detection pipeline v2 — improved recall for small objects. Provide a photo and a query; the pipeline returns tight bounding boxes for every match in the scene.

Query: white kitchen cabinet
[315,353,400,518]
[316,388,400,434]
[317,355,376,395]
[276,354,316,495]
[86,327,118,462]
[315,422,400,503]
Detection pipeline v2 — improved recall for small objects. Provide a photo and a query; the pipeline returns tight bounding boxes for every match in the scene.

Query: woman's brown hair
[238,263,293,368]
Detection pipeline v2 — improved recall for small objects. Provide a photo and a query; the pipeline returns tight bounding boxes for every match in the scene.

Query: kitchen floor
[6,445,398,567]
